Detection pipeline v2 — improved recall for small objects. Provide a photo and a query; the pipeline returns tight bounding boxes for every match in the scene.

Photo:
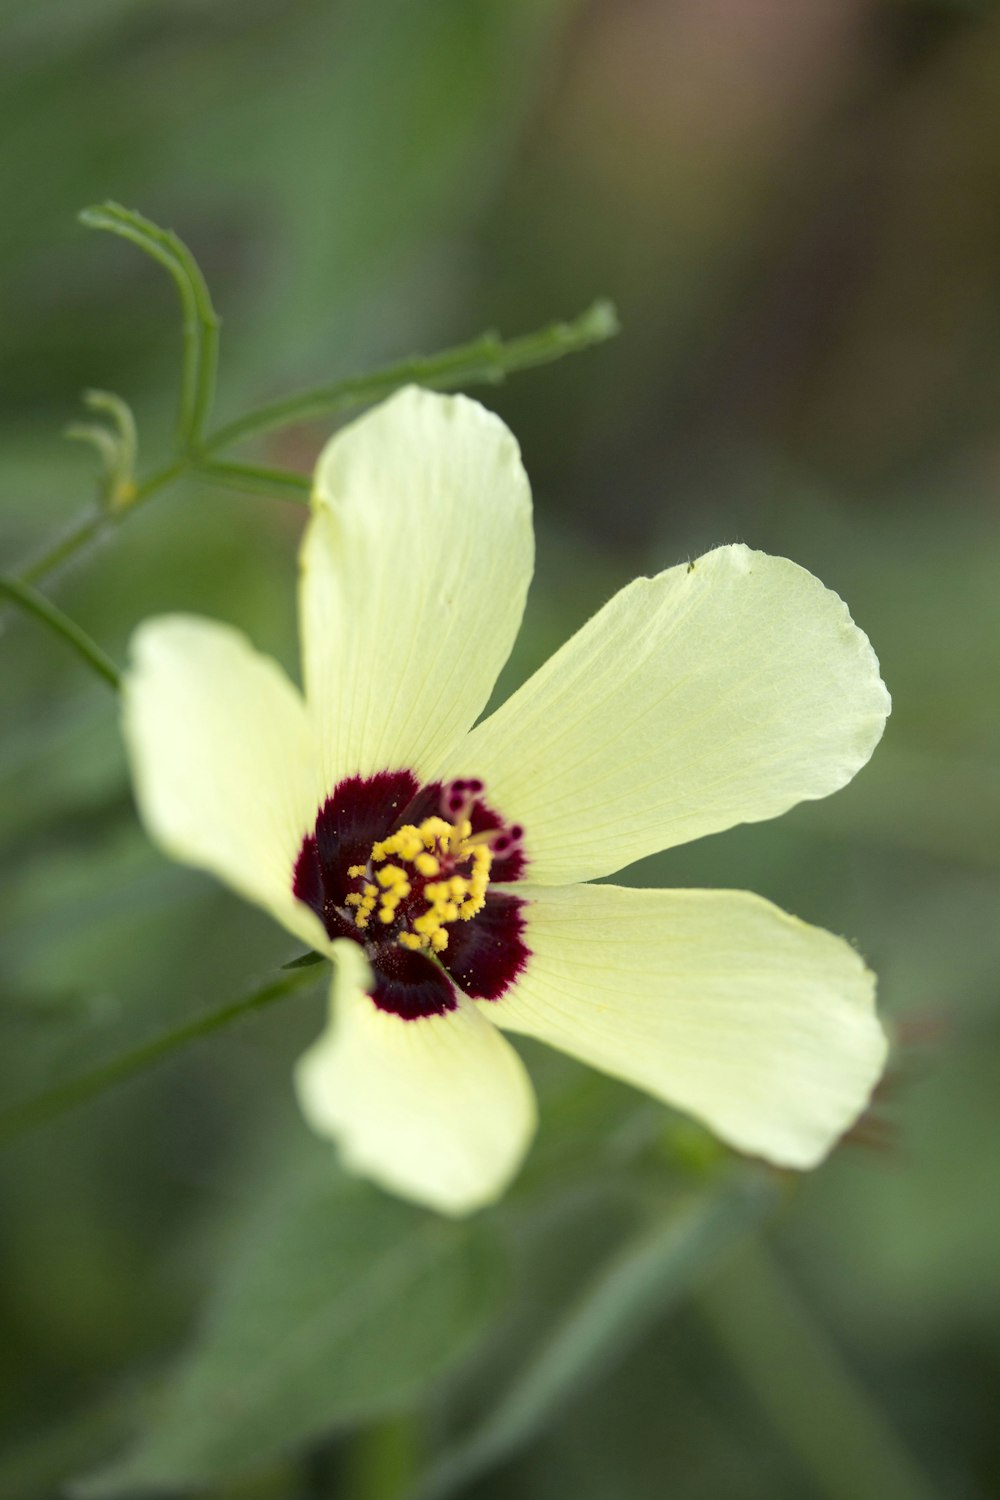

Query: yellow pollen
[347,813,495,951]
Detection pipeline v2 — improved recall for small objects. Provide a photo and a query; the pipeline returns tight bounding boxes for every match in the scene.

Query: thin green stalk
[17,459,188,586]
[699,1240,941,1500]
[0,574,120,691]
[80,204,220,451]
[14,302,618,592]
[18,506,107,586]
[208,299,619,451]
[0,965,320,1146]
[407,1175,772,1500]
[195,459,312,501]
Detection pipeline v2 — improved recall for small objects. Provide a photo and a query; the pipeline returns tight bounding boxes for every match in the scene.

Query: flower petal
[123,615,328,951]
[496,884,886,1168]
[295,942,537,1215]
[300,386,533,788]
[443,546,890,884]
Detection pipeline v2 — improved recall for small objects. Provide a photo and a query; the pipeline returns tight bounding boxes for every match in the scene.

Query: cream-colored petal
[498,884,886,1168]
[443,546,890,884]
[295,941,536,1216]
[300,386,533,788]
[123,615,328,951]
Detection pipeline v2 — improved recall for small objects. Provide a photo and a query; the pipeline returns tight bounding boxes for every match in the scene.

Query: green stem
[698,1240,941,1500]
[18,506,108,586]
[0,964,320,1146]
[208,299,619,451]
[194,459,311,501]
[80,204,220,452]
[0,574,121,691]
[14,301,618,592]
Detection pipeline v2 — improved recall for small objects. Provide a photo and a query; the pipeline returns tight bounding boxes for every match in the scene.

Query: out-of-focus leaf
[409,1173,774,1500]
[74,1149,505,1495]
[0,1385,149,1500]
[700,1243,940,1500]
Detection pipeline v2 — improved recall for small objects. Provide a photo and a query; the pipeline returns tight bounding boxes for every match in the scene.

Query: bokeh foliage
[3,1,1000,1496]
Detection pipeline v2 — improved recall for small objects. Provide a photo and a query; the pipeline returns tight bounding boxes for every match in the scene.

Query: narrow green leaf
[63,422,123,477]
[74,1157,506,1496]
[282,950,326,970]
[700,1241,941,1500]
[64,391,139,509]
[408,1174,774,1500]
[82,390,139,504]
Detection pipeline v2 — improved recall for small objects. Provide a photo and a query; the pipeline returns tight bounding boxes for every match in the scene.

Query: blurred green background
[2,1,999,1496]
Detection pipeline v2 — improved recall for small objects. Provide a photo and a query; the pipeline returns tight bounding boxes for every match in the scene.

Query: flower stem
[0,574,121,691]
[0,964,320,1146]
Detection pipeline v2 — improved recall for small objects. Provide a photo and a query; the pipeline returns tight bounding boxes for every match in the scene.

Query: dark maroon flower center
[293,771,529,1020]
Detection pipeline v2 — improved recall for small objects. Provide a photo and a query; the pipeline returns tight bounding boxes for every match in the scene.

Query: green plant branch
[80,203,220,452]
[17,460,186,586]
[0,964,321,1147]
[207,299,620,450]
[0,574,121,691]
[194,459,312,500]
[15,300,617,595]
[17,506,107,587]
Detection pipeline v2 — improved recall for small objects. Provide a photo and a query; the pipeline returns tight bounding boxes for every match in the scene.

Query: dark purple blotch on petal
[369,942,458,1019]
[314,770,421,879]
[439,891,528,1001]
[293,769,530,1020]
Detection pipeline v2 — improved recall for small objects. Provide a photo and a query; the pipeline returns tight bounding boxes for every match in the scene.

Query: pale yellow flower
[123,387,890,1215]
